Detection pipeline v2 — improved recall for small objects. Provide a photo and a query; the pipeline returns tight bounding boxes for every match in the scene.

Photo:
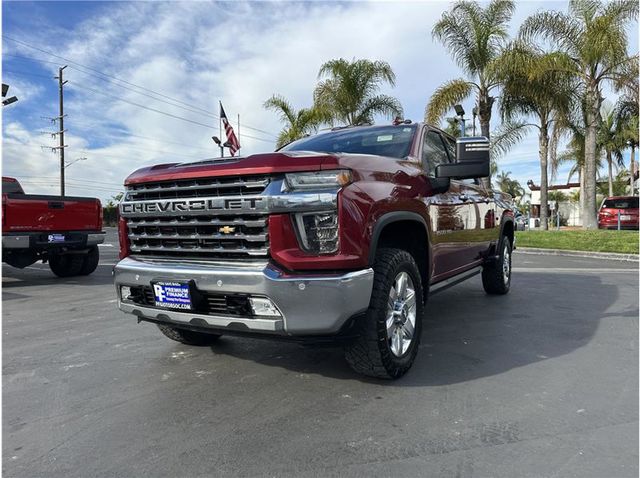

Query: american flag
[220,102,240,156]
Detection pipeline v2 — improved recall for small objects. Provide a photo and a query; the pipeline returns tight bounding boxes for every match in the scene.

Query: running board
[429,266,482,295]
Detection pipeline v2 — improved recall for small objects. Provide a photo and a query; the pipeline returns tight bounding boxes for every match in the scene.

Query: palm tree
[263,95,328,149]
[426,0,515,140]
[495,170,524,200]
[520,0,639,229]
[494,42,575,229]
[313,58,402,126]
[615,65,639,195]
[598,106,626,197]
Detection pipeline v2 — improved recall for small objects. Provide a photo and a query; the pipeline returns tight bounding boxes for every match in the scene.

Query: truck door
[442,135,497,262]
[420,128,476,280]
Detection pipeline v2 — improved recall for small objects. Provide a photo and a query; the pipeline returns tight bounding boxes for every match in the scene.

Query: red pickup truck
[2,177,105,276]
[114,122,514,378]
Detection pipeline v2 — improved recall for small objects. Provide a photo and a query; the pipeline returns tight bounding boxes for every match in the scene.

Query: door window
[422,130,450,177]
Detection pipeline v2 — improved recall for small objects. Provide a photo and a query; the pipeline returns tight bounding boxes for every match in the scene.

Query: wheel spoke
[405,288,416,310]
[386,315,396,336]
[402,319,415,340]
[396,273,408,299]
[393,329,402,356]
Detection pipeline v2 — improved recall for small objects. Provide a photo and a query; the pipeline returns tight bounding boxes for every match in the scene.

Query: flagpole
[219,100,223,158]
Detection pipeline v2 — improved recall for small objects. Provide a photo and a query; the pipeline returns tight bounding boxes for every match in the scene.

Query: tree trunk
[582,87,601,229]
[631,145,636,196]
[539,124,550,231]
[579,165,585,226]
[478,91,494,190]
[607,151,613,197]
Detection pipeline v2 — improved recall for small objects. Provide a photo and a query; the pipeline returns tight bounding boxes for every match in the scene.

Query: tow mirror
[436,136,490,179]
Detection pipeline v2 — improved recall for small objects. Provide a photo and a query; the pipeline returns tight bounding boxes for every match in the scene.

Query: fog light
[248,297,281,317]
[120,285,132,301]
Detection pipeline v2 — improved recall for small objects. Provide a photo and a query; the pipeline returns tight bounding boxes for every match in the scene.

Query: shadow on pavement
[203,272,622,385]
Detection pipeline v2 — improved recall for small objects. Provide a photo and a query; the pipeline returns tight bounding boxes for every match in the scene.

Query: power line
[3,35,279,139]
[2,69,55,80]
[14,175,124,187]
[69,82,274,143]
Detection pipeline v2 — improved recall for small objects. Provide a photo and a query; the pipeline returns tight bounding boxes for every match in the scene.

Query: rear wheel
[157,324,222,346]
[482,237,512,295]
[344,248,423,379]
[48,253,84,277]
[79,246,99,276]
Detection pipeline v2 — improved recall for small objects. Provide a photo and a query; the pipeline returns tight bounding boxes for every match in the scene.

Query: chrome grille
[124,176,271,260]
[126,176,269,200]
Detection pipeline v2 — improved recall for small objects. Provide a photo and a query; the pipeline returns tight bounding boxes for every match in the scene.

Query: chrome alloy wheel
[386,271,417,357]
[502,242,511,286]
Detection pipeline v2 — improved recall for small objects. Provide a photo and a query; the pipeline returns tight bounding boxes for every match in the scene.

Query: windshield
[602,197,639,209]
[281,124,418,159]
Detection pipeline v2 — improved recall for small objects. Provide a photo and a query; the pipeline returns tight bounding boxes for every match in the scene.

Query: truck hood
[124,151,342,185]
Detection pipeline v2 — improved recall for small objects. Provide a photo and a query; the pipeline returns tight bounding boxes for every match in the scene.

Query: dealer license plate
[620,214,631,221]
[152,281,192,310]
[48,234,66,243]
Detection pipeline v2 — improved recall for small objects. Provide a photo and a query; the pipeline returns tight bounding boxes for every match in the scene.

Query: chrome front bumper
[113,256,374,335]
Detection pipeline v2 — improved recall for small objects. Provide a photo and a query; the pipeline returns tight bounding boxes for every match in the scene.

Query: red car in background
[598,196,639,230]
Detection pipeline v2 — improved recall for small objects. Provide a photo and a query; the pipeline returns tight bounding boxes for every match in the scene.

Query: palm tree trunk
[583,88,601,229]
[539,125,549,231]
[631,145,636,196]
[579,165,585,225]
[607,151,613,197]
[478,92,494,190]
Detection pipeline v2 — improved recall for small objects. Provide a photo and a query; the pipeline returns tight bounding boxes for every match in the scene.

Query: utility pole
[55,66,68,198]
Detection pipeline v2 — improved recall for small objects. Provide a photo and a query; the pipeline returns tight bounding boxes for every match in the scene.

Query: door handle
[458,194,469,202]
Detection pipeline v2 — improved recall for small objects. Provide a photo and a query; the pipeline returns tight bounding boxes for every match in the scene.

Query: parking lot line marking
[514,267,638,274]
[98,244,114,247]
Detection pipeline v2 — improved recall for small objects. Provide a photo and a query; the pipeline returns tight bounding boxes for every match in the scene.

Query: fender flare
[367,211,430,266]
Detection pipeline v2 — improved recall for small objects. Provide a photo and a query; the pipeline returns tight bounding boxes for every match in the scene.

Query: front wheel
[482,237,512,295]
[344,248,423,379]
[157,324,222,346]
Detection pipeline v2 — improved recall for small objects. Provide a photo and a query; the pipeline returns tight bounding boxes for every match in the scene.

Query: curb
[516,247,639,262]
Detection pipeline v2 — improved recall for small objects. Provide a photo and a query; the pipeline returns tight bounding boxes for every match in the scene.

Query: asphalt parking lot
[3,228,638,477]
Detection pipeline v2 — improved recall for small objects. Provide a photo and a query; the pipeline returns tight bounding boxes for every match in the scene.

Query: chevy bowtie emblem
[219,225,236,234]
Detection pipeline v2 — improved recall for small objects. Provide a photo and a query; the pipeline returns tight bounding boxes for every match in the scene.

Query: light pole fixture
[64,156,87,169]
[454,104,466,137]
[2,83,18,106]
[212,136,224,157]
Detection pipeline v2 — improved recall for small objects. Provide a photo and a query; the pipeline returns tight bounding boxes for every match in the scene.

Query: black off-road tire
[157,324,222,346]
[79,246,100,276]
[48,253,84,277]
[344,248,423,379]
[482,236,512,295]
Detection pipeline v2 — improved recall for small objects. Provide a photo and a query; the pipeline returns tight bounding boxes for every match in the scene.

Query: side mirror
[436,136,490,179]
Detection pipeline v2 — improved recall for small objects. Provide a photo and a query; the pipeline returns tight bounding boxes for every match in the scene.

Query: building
[527,181,582,227]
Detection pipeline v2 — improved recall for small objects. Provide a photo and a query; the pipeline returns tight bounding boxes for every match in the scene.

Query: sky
[1,0,638,202]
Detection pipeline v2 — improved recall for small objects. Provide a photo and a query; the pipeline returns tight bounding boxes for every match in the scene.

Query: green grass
[516,230,639,254]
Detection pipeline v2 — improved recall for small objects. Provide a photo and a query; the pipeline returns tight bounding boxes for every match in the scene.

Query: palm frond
[425,79,474,124]
[490,120,532,158]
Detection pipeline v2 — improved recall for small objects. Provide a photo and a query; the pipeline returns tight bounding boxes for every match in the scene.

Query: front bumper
[114,256,374,336]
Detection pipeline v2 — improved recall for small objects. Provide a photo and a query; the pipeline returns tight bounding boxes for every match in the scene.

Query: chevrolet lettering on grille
[120,197,267,217]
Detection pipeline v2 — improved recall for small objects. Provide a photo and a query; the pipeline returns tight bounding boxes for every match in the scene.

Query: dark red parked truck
[2,177,105,276]
[114,122,514,378]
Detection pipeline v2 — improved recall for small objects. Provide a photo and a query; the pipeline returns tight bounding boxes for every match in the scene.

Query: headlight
[284,170,352,191]
[294,212,339,254]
